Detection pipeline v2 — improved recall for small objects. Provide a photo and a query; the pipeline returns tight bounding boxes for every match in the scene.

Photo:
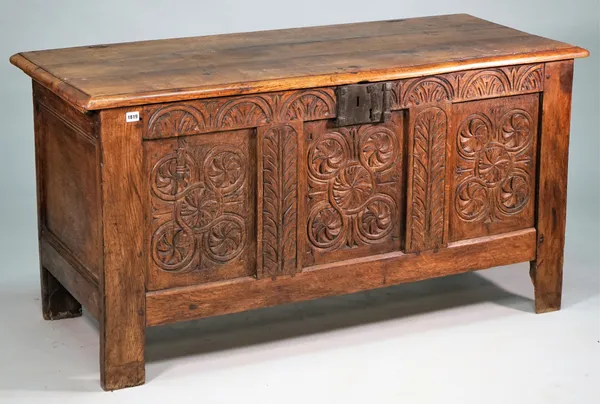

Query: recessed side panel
[302,113,404,267]
[145,129,256,291]
[39,101,101,282]
[448,94,539,241]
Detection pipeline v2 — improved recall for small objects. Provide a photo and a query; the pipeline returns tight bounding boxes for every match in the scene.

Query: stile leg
[40,266,82,320]
[98,108,146,390]
[530,60,574,313]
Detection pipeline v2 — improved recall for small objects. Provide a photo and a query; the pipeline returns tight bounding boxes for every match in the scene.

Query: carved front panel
[448,94,538,241]
[140,64,544,286]
[303,115,404,266]
[145,130,255,290]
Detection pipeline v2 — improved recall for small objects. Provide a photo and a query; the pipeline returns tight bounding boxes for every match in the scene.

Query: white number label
[126,111,140,122]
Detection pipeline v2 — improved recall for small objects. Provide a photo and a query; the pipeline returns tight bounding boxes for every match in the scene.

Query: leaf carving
[261,125,298,277]
[409,107,447,252]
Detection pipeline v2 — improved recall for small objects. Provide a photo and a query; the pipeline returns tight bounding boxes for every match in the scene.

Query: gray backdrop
[0,1,598,402]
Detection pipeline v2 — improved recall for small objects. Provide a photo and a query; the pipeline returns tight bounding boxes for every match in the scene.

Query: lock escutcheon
[336,82,392,126]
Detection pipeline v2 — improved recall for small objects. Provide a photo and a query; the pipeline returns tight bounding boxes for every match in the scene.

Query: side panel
[34,83,101,313]
[41,108,101,278]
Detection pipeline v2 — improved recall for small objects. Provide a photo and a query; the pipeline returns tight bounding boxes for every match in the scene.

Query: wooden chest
[10,14,588,390]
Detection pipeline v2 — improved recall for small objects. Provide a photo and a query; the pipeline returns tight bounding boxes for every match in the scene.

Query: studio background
[0,1,598,403]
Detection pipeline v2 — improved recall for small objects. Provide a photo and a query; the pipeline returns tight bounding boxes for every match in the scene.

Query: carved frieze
[145,89,336,139]
[145,64,543,140]
[392,63,544,108]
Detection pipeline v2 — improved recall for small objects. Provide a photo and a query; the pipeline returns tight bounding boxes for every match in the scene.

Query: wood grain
[146,228,536,326]
[530,60,574,313]
[10,14,588,110]
[98,108,145,390]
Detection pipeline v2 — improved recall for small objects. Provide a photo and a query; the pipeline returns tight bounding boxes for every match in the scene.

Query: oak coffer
[10,14,589,390]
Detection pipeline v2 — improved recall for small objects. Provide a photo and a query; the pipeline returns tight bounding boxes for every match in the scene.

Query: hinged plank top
[11,14,588,111]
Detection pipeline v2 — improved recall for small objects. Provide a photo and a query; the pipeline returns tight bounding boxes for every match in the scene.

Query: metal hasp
[336,82,392,126]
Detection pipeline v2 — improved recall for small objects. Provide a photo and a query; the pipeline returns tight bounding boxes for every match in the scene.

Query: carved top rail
[143,63,544,139]
[391,63,544,108]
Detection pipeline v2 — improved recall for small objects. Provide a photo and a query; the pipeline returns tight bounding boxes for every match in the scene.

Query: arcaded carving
[147,105,208,139]
[280,90,336,121]
[216,98,272,129]
[456,64,544,101]
[391,64,543,108]
[146,89,335,139]
[393,77,455,108]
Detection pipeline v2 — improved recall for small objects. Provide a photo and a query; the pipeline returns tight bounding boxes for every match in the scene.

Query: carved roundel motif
[204,146,247,194]
[308,132,350,180]
[476,144,513,186]
[359,126,398,172]
[498,174,530,213]
[204,215,246,262]
[500,110,533,152]
[307,202,345,249]
[455,179,489,222]
[151,151,197,201]
[151,222,196,272]
[356,195,395,242]
[457,113,493,157]
[332,163,375,213]
[175,184,222,233]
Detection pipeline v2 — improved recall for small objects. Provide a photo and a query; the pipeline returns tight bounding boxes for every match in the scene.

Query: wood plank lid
[10,14,589,111]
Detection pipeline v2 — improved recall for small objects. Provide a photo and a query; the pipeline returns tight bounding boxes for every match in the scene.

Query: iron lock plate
[336,82,392,126]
